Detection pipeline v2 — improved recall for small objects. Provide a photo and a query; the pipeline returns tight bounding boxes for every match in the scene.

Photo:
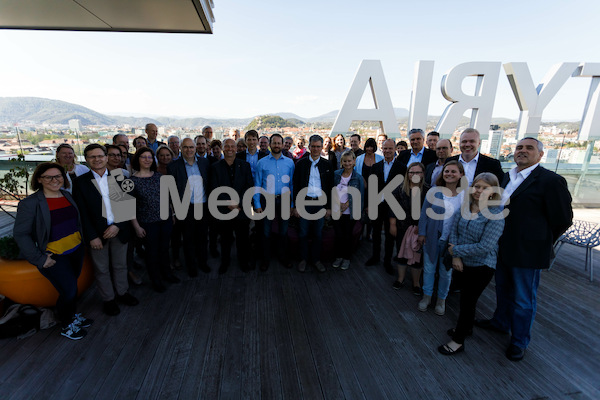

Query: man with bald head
[210,138,254,273]
[366,139,406,274]
[167,137,211,277]
[145,123,165,152]
[425,139,453,187]
[446,128,504,185]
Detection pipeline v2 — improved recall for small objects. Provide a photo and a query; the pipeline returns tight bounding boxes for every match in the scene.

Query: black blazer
[370,158,407,213]
[397,148,437,168]
[300,150,337,169]
[209,158,254,219]
[13,189,82,269]
[424,161,445,186]
[293,156,335,208]
[166,156,210,203]
[236,150,268,162]
[499,166,572,270]
[447,153,504,184]
[73,170,131,244]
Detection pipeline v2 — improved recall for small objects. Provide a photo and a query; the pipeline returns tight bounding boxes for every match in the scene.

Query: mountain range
[0,97,415,128]
[0,96,517,129]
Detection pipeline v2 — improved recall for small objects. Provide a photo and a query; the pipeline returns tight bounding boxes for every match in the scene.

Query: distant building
[68,119,82,132]
[481,129,504,159]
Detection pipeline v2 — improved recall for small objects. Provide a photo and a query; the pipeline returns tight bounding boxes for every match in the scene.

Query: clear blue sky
[0,0,598,121]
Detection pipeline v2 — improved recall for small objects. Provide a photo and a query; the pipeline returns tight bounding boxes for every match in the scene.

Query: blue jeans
[422,239,452,299]
[298,205,325,263]
[492,261,541,349]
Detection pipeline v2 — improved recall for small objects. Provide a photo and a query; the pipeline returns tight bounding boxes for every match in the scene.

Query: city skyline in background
[0,1,598,123]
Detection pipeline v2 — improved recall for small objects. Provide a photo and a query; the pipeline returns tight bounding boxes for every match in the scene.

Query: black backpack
[0,304,42,339]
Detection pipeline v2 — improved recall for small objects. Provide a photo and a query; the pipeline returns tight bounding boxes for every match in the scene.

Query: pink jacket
[397,225,422,265]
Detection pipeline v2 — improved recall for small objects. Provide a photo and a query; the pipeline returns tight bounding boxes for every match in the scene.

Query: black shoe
[103,300,120,316]
[188,268,198,278]
[164,273,181,284]
[474,319,508,334]
[447,328,472,337]
[260,261,269,272]
[280,260,293,269]
[506,344,526,361]
[412,286,423,296]
[218,264,229,274]
[210,248,220,258]
[392,281,404,290]
[199,264,211,274]
[117,292,139,306]
[153,283,167,293]
[365,257,379,266]
[438,343,464,356]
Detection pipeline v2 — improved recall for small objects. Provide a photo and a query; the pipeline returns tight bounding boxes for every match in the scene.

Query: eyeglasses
[408,171,424,175]
[40,174,63,182]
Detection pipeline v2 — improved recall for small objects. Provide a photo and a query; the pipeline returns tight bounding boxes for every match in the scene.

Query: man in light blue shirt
[254,134,294,271]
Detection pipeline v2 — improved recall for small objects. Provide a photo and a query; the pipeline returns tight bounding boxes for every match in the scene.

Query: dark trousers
[298,205,325,263]
[38,246,84,326]
[371,206,394,264]
[170,219,183,261]
[180,203,209,275]
[262,199,289,263]
[452,265,495,344]
[334,214,357,260]
[219,219,250,268]
[140,218,173,286]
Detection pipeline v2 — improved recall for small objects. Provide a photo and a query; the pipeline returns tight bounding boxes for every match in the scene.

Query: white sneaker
[73,313,94,328]
[61,322,87,340]
[341,260,350,270]
[332,258,343,268]
[434,298,446,316]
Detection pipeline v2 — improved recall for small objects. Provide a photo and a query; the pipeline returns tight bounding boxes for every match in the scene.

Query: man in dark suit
[366,139,407,274]
[210,139,255,274]
[424,139,452,187]
[195,135,218,165]
[293,134,334,272]
[236,130,268,179]
[396,128,437,169]
[167,138,211,277]
[73,144,139,316]
[476,137,573,361]
[447,128,504,185]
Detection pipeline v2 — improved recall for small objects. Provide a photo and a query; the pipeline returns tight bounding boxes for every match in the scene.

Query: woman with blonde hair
[332,134,349,169]
[438,172,505,356]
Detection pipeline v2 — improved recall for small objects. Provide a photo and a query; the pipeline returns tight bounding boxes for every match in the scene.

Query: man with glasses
[168,135,181,160]
[73,144,139,316]
[425,139,452,187]
[106,145,130,177]
[397,128,437,169]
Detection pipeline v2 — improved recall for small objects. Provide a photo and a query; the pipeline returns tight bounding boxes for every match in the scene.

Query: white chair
[551,220,600,282]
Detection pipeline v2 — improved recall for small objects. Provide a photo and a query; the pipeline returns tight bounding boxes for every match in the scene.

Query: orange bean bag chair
[0,252,94,308]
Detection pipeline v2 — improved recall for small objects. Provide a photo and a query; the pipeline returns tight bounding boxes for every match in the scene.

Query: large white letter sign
[573,63,600,140]
[331,60,400,138]
[504,62,579,139]
[408,60,434,132]
[436,62,501,138]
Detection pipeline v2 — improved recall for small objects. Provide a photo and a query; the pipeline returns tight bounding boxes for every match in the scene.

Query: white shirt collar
[459,152,480,164]
[91,168,108,179]
[509,162,539,181]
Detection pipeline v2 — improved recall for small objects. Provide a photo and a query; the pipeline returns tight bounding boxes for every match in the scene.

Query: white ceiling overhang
[0,0,215,33]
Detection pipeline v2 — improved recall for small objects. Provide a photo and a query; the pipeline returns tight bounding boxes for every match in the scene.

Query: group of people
[13,124,573,364]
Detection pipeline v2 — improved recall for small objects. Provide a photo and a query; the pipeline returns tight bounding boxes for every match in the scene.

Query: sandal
[438,343,464,356]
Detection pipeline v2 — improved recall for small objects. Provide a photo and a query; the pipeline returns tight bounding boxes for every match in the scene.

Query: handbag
[442,245,453,271]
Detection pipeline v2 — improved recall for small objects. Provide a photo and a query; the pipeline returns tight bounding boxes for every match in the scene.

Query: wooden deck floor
[0,237,599,400]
